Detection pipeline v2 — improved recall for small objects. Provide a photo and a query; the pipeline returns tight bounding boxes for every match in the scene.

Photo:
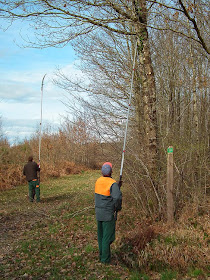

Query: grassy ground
[0,171,209,280]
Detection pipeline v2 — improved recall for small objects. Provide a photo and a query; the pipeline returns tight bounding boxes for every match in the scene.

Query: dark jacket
[23,161,40,182]
[95,176,122,221]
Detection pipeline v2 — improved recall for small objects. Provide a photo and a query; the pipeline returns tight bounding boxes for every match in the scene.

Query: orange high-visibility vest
[95,177,116,196]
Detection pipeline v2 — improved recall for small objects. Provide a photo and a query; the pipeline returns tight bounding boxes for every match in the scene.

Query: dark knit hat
[101,162,112,176]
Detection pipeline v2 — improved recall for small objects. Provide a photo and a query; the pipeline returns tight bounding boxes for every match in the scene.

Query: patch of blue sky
[0,19,78,144]
[0,19,76,64]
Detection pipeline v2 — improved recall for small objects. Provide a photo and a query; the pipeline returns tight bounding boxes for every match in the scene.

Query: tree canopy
[0,0,209,53]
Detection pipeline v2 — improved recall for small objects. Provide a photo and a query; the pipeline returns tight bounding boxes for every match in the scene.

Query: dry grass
[0,164,25,190]
[117,201,209,275]
[40,160,88,179]
[0,161,88,190]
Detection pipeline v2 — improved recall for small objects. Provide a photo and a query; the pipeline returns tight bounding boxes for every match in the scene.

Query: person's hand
[118,180,123,188]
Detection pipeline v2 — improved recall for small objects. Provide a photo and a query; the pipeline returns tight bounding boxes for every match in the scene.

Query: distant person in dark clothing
[95,162,122,264]
[23,156,40,202]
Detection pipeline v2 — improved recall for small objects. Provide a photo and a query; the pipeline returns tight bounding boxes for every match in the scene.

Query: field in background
[0,171,209,279]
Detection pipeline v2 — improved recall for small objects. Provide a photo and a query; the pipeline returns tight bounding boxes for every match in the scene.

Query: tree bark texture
[134,0,158,172]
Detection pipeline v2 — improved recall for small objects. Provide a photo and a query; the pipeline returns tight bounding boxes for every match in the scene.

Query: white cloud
[0,81,35,101]
[0,21,86,144]
[0,62,84,102]
[3,118,39,144]
[2,116,61,144]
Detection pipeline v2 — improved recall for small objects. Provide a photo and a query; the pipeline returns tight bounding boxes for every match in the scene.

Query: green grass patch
[188,268,205,277]
[84,244,96,253]
[161,270,177,280]
[164,235,178,246]
[130,271,150,280]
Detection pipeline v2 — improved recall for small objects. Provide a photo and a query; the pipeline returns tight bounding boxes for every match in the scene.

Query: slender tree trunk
[176,90,181,136]
[169,80,175,129]
[190,50,199,141]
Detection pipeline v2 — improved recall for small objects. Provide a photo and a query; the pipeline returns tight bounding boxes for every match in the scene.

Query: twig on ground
[69,206,95,218]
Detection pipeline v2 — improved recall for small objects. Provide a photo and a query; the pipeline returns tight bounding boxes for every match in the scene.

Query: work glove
[118,180,123,188]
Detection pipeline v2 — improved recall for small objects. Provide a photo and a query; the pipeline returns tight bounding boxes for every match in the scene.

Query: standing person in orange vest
[95,162,122,264]
[23,156,40,202]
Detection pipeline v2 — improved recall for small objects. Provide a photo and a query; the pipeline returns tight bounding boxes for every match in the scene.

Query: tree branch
[178,0,209,54]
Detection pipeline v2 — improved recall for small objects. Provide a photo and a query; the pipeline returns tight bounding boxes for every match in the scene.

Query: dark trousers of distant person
[97,217,115,263]
[28,179,40,202]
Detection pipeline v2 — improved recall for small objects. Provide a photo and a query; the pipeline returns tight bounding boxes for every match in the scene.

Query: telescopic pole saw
[119,41,138,184]
[38,73,47,183]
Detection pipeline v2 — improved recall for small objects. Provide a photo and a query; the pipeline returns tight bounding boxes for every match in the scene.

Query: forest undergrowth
[0,170,209,280]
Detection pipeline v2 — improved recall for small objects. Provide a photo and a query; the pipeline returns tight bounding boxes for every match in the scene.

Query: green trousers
[28,180,40,202]
[97,218,115,263]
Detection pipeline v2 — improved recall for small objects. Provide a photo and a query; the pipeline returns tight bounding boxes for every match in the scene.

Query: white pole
[119,41,138,181]
[39,74,47,163]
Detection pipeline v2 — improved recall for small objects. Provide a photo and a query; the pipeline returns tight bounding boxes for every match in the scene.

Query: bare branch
[178,0,209,54]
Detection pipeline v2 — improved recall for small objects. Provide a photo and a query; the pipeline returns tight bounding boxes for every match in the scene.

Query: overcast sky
[0,20,80,144]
